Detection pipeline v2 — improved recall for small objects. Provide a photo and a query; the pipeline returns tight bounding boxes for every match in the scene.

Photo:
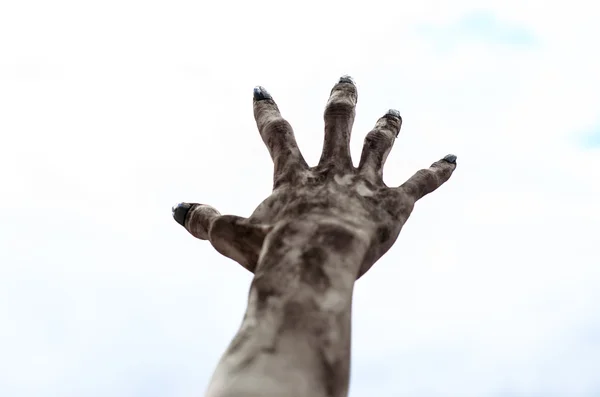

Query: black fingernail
[383,109,402,136]
[172,202,193,226]
[384,108,402,128]
[253,86,272,101]
[339,75,355,84]
[443,154,457,164]
[385,109,401,119]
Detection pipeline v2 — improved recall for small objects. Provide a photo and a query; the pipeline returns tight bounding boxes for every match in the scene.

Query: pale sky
[1,1,600,396]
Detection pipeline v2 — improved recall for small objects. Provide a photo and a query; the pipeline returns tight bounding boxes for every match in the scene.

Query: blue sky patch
[581,128,600,147]
[417,11,538,48]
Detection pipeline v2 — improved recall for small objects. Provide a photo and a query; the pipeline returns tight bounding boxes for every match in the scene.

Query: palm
[173,76,456,279]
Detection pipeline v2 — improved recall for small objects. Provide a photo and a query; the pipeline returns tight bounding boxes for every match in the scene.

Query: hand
[173,76,457,279]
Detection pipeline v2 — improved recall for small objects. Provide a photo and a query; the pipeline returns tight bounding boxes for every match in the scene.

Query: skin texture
[172,76,457,397]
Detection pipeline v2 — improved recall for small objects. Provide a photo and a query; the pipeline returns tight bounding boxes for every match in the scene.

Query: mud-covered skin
[172,76,457,397]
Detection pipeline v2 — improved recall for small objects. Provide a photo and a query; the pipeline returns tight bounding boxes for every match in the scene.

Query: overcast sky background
[2,1,600,396]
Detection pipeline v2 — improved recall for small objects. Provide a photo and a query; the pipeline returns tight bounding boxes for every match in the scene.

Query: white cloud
[1,0,599,396]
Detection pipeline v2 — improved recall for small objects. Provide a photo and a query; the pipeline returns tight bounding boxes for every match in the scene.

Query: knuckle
[325,99,355,116]
[265,118,291,134]
[364,130,392,147]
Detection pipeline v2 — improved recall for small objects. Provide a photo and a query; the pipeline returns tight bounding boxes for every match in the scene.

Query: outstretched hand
[173,76,456,279]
